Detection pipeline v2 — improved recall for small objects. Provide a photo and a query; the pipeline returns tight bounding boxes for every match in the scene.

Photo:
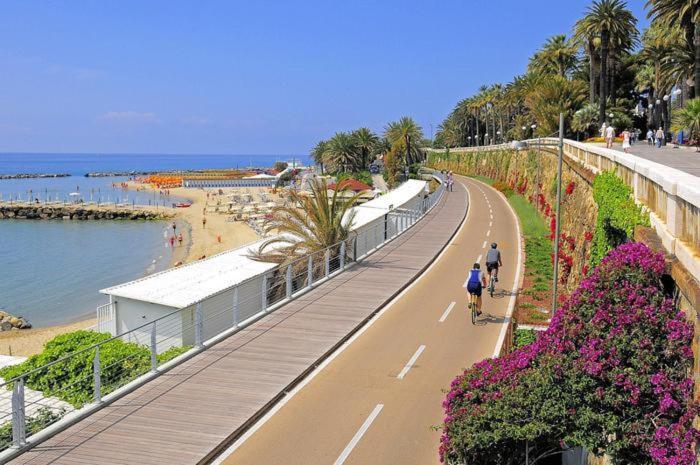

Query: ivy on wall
[590,171,649,266]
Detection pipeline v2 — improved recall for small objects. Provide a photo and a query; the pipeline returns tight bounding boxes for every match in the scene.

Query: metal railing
[0,176,445,458]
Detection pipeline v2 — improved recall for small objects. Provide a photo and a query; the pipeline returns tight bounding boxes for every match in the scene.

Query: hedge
[0,331,191,408]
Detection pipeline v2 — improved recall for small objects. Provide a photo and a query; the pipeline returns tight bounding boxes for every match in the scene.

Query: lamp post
[485,133,489,146]
[552,113,565,314]
[496,130,501,143]
[468,136,472,147]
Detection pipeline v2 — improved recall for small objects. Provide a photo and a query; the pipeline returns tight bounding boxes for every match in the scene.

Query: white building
[98,180,431,352]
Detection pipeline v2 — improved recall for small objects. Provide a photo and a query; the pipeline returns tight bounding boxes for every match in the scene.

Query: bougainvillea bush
[440,242,697,465]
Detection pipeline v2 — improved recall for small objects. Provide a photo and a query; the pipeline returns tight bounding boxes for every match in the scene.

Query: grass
[513,328,538,348]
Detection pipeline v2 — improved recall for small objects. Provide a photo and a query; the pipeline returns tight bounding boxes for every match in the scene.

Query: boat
[174,202,192,208]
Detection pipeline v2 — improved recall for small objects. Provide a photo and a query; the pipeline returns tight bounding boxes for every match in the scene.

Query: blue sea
[0,152,308,327]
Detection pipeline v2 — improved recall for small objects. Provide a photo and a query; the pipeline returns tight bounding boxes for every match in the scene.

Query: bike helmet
[491,242,498,249]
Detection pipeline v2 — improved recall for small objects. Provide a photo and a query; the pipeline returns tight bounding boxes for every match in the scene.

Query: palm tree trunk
[588,40,596,104]
[405,134,412,167]
[609,56,617,105]
[599,29,609,125]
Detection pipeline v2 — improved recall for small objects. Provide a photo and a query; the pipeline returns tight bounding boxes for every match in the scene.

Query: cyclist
[466,263,487,315]
[486,242,502,284]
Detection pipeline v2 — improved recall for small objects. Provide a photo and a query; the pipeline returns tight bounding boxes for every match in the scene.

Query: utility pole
[552,113,564,313]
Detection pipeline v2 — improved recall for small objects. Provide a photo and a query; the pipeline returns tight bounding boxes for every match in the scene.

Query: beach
[0,182,276,356]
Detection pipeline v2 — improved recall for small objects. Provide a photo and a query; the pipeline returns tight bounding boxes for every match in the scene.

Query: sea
[0,152,309,328]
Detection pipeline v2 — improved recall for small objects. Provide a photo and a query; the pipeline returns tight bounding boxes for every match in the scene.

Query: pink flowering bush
[440,242,697,465]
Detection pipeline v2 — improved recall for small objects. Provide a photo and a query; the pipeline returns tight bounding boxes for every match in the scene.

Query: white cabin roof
[101,238,284,308]
[101,179,429,309]
[348,179,427,229]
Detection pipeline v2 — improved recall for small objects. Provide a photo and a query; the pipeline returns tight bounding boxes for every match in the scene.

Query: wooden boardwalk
[8,186,468,465]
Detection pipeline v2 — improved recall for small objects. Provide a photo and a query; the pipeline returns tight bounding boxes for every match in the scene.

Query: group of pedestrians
[603,122,675,153]
[440,170,455,191]
[645,128,668,148]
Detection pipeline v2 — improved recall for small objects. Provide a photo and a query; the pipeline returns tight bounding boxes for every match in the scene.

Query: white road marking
[476,254,482,263]
[490,214,493,220]
[333,404,384,465]
[439,302,456,322]
[486,230,491,237]
[482,241,487,249]
[397,345,426,379]
[489,221,493,227]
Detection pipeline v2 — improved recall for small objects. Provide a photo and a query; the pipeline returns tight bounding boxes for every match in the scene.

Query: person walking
[622,129,631,153]
[655,127,664,148]
[202,217,207,229]
[647,129,654,146]
[605,124,615,149]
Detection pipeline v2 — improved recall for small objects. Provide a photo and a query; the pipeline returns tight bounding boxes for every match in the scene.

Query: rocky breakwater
[0,204,172,221]
[0,310,31,331]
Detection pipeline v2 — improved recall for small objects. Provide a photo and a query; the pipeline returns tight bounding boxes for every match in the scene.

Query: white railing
[0,175,445,460]
[428,140,700,278]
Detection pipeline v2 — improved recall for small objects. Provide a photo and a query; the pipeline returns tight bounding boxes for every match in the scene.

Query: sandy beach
[0,183,272,356]
[0,318,96,357]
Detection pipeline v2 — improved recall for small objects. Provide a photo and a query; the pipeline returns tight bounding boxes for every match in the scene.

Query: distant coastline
[0,173,71,180]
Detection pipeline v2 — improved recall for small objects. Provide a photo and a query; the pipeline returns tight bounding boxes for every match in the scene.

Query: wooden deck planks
[8,187,467,465]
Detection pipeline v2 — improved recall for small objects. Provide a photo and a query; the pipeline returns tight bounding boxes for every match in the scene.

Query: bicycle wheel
[489,279,495,298]
[471,302,477,325]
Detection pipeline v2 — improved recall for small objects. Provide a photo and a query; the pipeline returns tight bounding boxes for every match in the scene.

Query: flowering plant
[440,243,697,465]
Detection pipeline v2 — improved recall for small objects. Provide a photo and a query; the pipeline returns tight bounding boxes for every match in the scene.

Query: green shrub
[0,331,192,408]
[590,171,649,265]
[336,170,373,187]
[513,328,537,348]
[0,408,65,450]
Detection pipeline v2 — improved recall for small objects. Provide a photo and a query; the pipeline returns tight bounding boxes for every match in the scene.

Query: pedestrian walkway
[8,185,467,465]
[612,142,700,177]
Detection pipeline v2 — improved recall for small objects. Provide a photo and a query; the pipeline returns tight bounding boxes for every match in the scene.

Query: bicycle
[487,274,496,298]
[468,293,479,324]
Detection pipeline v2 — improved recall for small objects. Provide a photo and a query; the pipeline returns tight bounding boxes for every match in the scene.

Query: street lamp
[497,130,501,143]
[468,136,472,147]
[673,88,682,96]
[663,95,670,101]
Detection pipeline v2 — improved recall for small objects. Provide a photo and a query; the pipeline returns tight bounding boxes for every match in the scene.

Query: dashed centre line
[397,345,426,380]
[439,302,456,322]
[333,404,384,465]
[486,230,491,237]
[482,241,487,249]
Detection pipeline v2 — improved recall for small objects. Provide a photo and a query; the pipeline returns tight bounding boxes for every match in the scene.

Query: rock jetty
[0,204,172,220]
[84,171,157,177]
[0,173,71,180]
[0,310,31,331]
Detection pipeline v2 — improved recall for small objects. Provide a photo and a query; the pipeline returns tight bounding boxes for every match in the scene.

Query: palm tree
[524,75,587,135]
[254,179,361,263]
[575,0,639,123]
[384,117,424,166]
[646,0,700,97]
[571,103,600,138]
[325,132,361,173]
[672,97,700,149]
[311,140,329,174]
[351,128,379,169]
[529,35,580,77]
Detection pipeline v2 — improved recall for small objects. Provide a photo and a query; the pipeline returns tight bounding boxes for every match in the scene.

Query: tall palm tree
[311,140,329,174]
[254,179,361,263]
[672,97,700,149]
[384,117,424,166]
[351,127,379,169]
[325,132,361,173]
[529,35,580,77]
[575,0,639,123]
[646,0,700,97]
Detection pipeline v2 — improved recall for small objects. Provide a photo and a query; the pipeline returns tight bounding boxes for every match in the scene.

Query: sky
[0,0,649,155]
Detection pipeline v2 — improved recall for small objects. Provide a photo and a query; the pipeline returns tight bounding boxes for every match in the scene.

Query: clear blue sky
[0,0,648,155]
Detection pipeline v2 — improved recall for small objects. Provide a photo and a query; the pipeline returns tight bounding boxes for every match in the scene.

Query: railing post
[286,265,293,299]
[324,249,330,278]
[340,242,346,270]
[232,286,239,327]
[262,273,268,311]
[11,377,26,448]
[93,347,102,404]
[150,322,157,372]
[307,255,313,288]
[195,302,203,348]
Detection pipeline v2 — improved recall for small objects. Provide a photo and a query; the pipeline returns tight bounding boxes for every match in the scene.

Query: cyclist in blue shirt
[466,263,487,315]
